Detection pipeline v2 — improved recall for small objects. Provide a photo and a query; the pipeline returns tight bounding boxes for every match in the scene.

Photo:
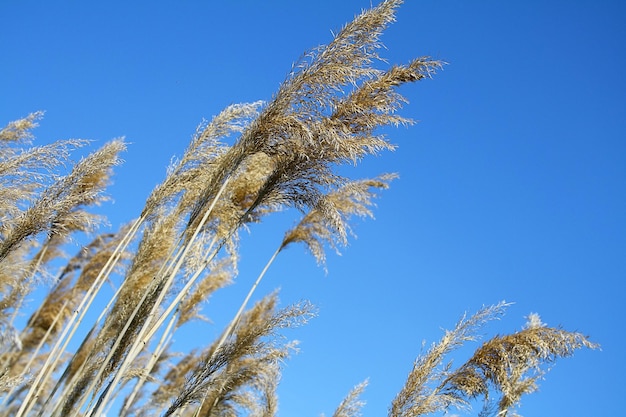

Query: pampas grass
[0,1,596,416]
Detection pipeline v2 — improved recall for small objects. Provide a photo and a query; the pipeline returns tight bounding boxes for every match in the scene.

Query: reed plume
[177,257,235,327]
[0,138,125,262]
[3,140,125,417]
[0,112,44,143]
[186,0,440,237]
[0,232,122,399]
[282,174,397,265]
[142,101,262,220]
[333,380,369,417]
[443,314,599,416]
[163,293,313,417]
[0,137,86,222]
[23,234,118,345]
[388,304,598,417]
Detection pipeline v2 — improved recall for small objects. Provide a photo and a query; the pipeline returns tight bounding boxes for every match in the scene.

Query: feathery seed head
[0,112,44,143]
[281,174,396,267]
[143,102,262,219]
[523,313,544,329]
[333,380,369,417]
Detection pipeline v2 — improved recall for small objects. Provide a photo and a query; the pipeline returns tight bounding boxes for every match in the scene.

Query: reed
[0,1,596,416]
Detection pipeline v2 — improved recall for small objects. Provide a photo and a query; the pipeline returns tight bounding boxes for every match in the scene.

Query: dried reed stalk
[13,140,126,417]
[163,293,313,417]
[0,233,117,408]
[68,1,442,413]
[206,174,396,385]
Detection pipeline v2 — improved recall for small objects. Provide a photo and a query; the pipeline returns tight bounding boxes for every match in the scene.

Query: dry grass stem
[164,293,312,417]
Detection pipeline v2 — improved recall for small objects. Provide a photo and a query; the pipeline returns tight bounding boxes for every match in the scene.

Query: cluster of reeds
[0,1,596,416]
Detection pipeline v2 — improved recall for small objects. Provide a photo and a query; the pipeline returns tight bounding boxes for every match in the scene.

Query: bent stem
[15,216,144,417]
[118,310,177,416]
[0,299,68,410]
[195,244,283,413]
[129,235,220,359]
[42,272,140,417]
[85,176,233,417]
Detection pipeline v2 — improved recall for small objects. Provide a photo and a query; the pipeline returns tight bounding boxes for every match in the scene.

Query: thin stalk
[119,310,177,416]
[196,245,283,413]
[0,245,49,374]
[59,241,188,417]
[8,244,48,328]
[129,234,220,359]
[217,246,281,356]
[14,215,144,417]
[86,176,232,417]
[0,299,68,410]
[40,271,137,417]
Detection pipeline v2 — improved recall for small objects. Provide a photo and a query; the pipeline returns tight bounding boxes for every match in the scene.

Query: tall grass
[0,1,596,416]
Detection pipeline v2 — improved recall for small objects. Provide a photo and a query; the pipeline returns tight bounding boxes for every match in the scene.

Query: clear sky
[2,1,625,416]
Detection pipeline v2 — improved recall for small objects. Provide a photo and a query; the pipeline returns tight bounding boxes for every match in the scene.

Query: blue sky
[2,1,625,416]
